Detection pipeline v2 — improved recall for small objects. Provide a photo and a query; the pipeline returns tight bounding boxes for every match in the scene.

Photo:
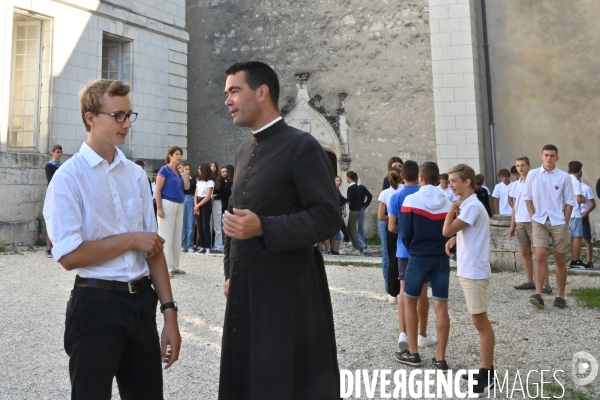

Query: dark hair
[135,160,145,167]
[388,167,402,190]
[498,169,510,178]
[542,144,558,154]
[439,173,449,181]
[225,61,280,110]
[510,166,517,174]
[165,146,183,164]
[51,144,62,153]
[199,163,212,182]
[475,174,485,186]
[387,156,403,171]
[346,171,358,182]
[226,164,235,181]
[153,169,159,174]
[568,161,583,174]
[419,161,439,185]
[210,161,221,190]
[401,160,419,182]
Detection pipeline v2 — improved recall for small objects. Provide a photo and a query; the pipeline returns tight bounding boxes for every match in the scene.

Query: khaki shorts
[532,220,569,253]
[515,222,533,247]
[458,277,489,315]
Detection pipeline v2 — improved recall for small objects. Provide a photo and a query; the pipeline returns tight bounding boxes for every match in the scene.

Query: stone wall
[186,0,437,235]
[481,0,600,232]
[0,0,188,244]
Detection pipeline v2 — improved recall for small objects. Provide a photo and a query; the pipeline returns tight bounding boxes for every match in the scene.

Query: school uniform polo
[522,166,575,226]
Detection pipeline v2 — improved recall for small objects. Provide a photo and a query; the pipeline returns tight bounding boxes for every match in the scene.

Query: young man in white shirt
[522,144,575,309]
[443,164,495,397]
[579,177,596,268]
[44,79,181,399]
[509,156,551,292]
[567,161,587,268]
[492,169,513,215]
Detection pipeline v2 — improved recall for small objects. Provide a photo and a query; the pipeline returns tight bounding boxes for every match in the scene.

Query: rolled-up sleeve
[43,172,84,262]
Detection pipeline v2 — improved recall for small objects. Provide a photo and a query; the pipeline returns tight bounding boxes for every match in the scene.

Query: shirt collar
[79,142,125,168]
[459,193,478,209]
[252,116,283,135]
[49,160,62,167]
[541,165,556,174]
[349,182,356,186]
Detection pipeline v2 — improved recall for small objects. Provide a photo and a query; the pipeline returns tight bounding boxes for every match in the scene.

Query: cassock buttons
[248,166,252,170]
[251,153,255,157]
[243,192,246,195]
[245,178,248,182]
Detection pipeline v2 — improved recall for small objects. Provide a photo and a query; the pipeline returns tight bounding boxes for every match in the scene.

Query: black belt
[75,275,151,294]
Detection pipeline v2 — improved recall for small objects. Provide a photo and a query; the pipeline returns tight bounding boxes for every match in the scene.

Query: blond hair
[447,164,475,189]
[515,156,530,165]
[79,79,131,132]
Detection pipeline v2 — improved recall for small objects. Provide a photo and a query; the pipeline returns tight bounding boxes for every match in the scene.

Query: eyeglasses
[97,112,138,123]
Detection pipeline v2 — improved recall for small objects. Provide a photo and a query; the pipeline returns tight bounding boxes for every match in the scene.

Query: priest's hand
[223,208,263,239]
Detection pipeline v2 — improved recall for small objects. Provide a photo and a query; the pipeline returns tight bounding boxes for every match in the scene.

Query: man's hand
[223,279,230,299]
[161,311,181,369]
[445,237,456,257]
[132,232,165,258]
[223,208,263,239]
[577,194,586,204]
[450,198,464,211]
[508,224,515,238]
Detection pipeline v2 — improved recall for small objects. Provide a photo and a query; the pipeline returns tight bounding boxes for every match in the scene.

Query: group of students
[144,147,234,278]
[375,158,495,396]
[372,143,592,397]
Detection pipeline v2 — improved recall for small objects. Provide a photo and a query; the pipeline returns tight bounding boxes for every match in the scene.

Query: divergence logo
[571,351,598,386]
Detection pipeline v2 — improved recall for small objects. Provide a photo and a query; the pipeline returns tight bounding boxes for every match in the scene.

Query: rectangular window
[102,39,122,80]
[9,19,42,148]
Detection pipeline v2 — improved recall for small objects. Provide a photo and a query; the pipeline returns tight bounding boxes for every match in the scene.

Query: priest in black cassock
[219,61,342,400]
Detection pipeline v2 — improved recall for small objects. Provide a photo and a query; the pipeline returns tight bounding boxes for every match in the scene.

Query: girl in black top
[382,156,403,190]
[217,166,232,213]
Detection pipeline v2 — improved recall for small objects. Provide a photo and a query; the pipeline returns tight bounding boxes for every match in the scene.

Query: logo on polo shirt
[555,186,559,190]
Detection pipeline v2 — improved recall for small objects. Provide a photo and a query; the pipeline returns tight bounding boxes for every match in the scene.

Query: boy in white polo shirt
[567,161,587,269]
[443,164,495,397]
[492,169,512,215]
[580,176,596,268]
[522,144,575,309]
[509,156,551,292]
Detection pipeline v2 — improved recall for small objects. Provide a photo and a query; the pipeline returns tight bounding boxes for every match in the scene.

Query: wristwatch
[160,301,178,313]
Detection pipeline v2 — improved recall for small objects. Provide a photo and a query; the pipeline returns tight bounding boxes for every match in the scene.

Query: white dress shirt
[43,142,157,282]
[508,178,531,223]
[522,166,575,226]
[570,174,584,218]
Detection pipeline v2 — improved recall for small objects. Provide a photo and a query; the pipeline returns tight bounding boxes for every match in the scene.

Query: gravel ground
[1,249,599,399]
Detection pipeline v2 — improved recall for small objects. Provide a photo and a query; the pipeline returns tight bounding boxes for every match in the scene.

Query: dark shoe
[328,250,340,255]
[514,281,535,290]
[472,369,495,397]
[394,351,422,366]
[553,296,567,308]
[584,261,594,269]
[542,284,553,294]
[460,372,479,381]
[570,260,586,269]
[529,294,545,310]
[45,249,52,258]
[431,357,449,371]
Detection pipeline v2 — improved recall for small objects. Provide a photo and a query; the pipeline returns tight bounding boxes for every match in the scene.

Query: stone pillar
[489,215,524,271]
[428,0,485,174]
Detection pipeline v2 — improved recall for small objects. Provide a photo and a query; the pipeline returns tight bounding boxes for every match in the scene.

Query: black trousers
[64,283,163,400]
[340,217,350,243]
[196,198,212,249]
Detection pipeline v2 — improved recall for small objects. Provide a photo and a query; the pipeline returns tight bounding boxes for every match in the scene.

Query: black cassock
[219,119,342,400]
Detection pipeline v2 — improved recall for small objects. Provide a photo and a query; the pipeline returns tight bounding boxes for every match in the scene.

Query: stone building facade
[0,0,188,244]
[187,0,600,237]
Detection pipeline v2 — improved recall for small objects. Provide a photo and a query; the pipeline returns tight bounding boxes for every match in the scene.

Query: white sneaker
[427,287,432,299]
[348,249,362,256]
[418,332,438,347]
[388,295,397,304]
[205,248,211,255]
[398,332,409,352]
[180,247,186,252]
